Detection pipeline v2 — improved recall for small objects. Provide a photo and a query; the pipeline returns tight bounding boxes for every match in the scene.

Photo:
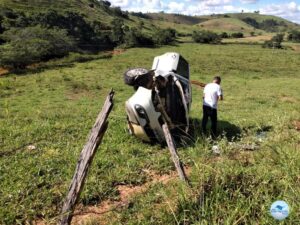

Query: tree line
[0,7,176,69]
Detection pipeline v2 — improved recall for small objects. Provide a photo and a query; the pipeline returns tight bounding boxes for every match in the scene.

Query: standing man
[202,76,223,138]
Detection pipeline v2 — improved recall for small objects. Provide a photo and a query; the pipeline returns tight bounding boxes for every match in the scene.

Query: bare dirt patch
[71,168,190,225]
[242,35,272,42]
[291,45,300,52]
[0,67,9,76]
[280,96,298,103]
[110,49,125,56]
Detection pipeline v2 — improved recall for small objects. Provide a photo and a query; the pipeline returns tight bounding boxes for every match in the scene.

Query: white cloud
[168,2,185,12]
[109,0,165,13]
[109,0,130,8]
[240,0,258,4]
[260,1,300,23]
[108,0,300,24]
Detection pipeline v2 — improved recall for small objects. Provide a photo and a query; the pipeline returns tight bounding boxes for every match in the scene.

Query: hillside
[145,12,300,34]
[0,0,124,24]
[146,12,206,25]
[195,17,262,34]
[197,13,300,33]
[1,1,299,36]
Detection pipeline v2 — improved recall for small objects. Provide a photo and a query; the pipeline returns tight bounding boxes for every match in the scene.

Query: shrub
[111,18,125,45]
[0,26,75,69]
[260,19,279,32]
[192,30,221,44]
[100,0,111,8]
[111,7,129,19]
[262,33,284,49]
[242,17,259,29]
[110,19,154,48]
[0,16,4,44]
[153,28,176,45]
[124,28,154,48]
[220,32,229,38]
[177,33,192,37]
[29,10,111,50]
[287,30,300,42]
[130,12,150,19]
[231,32,244,38]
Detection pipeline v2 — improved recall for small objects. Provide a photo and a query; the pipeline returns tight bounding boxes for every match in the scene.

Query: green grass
[0,43,300,224]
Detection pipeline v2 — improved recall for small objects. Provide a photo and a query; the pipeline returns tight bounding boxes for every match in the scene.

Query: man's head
[213,76,221,84]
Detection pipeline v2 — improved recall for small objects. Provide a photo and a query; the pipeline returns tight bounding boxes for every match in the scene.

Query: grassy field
[0,43,300,224]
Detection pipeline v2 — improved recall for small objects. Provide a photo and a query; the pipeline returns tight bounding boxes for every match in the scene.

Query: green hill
[197,13,300,33]
[0,0,123,24]
[195,18,262,34]
[1,1,299,35]
[146,12,300,34]
[146,12,207,25]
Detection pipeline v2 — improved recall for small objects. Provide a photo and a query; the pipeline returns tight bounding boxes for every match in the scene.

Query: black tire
[124,68,149,86]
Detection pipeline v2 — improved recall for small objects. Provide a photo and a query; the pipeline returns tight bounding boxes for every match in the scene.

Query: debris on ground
[27,145,37,150]
[229,142,259,151]
[256,131,267,142]
[212,145,221,154]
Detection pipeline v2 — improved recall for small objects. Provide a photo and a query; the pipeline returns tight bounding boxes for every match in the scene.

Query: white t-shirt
[203,83,222,109]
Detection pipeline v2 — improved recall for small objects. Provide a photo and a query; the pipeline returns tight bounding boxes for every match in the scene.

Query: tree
[123,28,154,48]
[262,33,284,49]
[260,19,279,32]
[0,16,4,44]
[0,26,75,69]
[220,32,229,38]
[287,30,300,42]
[153,28,176,45]
[31,10,100,49]
[192,30,221,44]
[231,32,244,38]
[242,17,259,29]
[100,0,111,7]
[138,20,144,29]
[111,18,125,45]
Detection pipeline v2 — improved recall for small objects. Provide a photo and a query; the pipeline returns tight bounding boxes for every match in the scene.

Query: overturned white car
[124,52,192,143]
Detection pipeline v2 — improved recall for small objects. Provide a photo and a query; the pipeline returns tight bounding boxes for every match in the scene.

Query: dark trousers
[202,105,217,137]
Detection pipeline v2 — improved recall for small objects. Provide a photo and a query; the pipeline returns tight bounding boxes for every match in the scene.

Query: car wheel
[124,68,149,86]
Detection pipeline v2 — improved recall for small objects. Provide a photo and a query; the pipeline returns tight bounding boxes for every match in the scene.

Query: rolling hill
[1,1,299,36]
[146,12,300,34]
[195,17,262,34]
[146,12,207,25]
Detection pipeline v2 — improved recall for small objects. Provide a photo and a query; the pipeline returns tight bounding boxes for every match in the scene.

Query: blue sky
[108,0,300,23]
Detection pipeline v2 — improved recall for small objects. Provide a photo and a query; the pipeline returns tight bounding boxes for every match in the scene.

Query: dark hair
[213,76,221,83]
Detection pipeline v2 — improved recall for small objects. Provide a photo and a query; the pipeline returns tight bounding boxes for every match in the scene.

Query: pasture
[0,43,299,224]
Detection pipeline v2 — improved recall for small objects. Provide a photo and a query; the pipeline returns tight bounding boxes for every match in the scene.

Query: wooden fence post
[60,90,114,225]
[162,124,188,183]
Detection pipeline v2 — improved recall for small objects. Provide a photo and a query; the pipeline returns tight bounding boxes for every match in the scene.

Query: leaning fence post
[162,123,189,183]
[60,90,114,225]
